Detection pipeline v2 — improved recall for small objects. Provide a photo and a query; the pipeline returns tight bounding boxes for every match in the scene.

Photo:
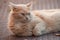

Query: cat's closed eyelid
[27,13,30,15]
[21,13,25,16]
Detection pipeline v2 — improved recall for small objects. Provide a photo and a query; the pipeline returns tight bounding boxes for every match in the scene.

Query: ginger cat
[8,2,60,36]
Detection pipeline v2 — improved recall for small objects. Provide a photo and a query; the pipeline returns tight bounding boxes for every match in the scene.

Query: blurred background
[0,0,60,40]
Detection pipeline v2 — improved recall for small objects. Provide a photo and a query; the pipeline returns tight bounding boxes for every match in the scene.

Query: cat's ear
[8,2,15,8]
[26,2,33,10]
[26,2,32,8]
[8,2,16,11]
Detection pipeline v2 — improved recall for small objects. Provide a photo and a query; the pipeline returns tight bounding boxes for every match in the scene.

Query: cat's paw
[33,28,48,36]
[33,23,48,36]
[33,28,42,36]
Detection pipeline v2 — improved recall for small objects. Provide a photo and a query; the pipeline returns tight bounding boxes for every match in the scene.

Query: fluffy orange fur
[8,2,60,36]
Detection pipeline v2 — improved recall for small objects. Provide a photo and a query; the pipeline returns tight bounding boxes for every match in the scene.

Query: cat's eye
[27,13,30,15]
[21,13,25,16]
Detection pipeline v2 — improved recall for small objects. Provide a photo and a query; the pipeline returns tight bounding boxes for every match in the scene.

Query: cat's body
[8,2,60,36]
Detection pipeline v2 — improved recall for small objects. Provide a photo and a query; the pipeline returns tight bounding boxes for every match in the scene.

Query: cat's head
[9,2,32,23]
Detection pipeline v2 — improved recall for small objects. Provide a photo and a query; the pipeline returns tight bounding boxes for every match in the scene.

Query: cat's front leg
[33,22,49,36]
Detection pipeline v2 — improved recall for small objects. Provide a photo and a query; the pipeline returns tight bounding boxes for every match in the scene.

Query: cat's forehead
[9,2,32,11]
[14,4,30,13]
[12,4,30,13]
[14,4,27,9]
